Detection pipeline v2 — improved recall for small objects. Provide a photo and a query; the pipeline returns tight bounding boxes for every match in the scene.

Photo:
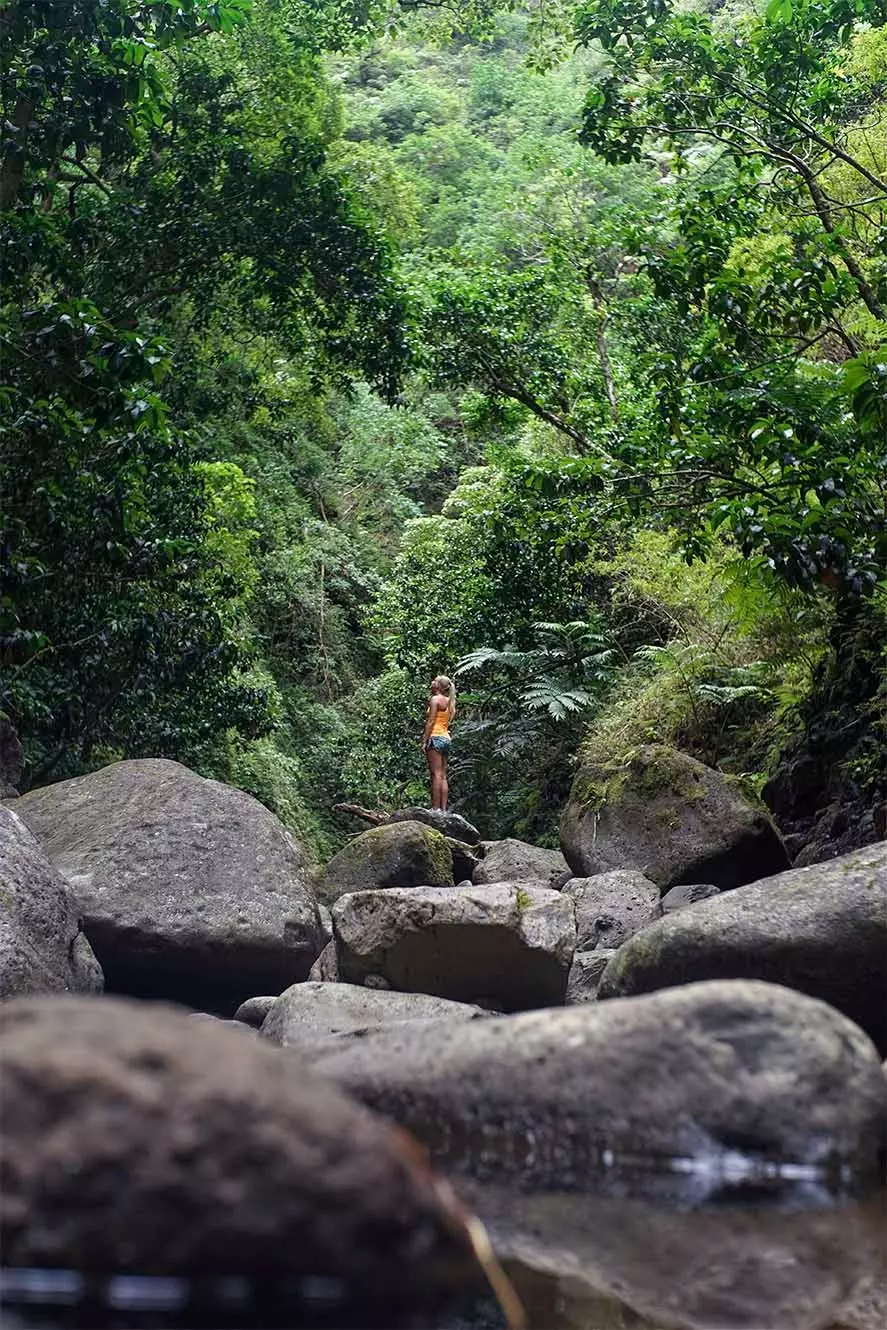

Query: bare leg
[427,747,445,809]
[439,756,449,812]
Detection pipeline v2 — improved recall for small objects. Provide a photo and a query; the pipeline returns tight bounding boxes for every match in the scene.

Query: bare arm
[421,695,444,745]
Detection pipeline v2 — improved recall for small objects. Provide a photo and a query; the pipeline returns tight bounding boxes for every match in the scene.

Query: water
[3,1169,883,1329]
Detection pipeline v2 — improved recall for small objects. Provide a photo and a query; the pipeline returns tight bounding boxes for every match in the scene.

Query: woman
[422,674,455,811]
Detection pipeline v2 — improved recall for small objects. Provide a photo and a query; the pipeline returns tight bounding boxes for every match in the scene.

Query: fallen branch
[333,803,389,825]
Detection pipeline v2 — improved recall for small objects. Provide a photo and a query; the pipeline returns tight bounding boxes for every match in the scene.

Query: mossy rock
[560,745,789,891]
[318,821,454,906]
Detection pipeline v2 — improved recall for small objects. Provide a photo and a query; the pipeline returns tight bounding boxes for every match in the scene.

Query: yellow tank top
[430,704,450,737]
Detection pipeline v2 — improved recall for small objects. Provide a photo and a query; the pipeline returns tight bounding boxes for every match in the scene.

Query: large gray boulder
[560,745,789,889]
[11,759,324,1012]
[383,807,481,846]
[562,871,659,951]
[598,842,887,1054]
[260,981,488,1050]
[317,820,454,907]
[310,980,886,1180]
[0,995,482,1326]
[332,883,576,1011]
[0,806,103,999]
[473,838,569,889]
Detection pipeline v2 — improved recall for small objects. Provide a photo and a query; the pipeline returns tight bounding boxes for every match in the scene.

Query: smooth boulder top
[598,842,887,1054]
[260,981,489,1050]
[0,806,103,999]
[11,759,324,1010]
[383,808,481,846]
[332,882,576,1011]
[0,994,483,1326]
[317,820,454,907]
[560,745,789,889]
[310,979,887,1181]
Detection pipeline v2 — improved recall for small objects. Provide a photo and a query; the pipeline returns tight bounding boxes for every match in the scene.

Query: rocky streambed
[1,754,886,1328]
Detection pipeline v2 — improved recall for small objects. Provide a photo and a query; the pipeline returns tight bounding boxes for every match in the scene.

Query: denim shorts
[426,736,452,754]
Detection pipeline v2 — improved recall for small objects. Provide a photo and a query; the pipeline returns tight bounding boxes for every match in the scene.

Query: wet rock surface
[259,980,488,1049]
[0,807,103,999]
[457,1180,886,1330]
[317,820,454,906]
[310,979,887,1180]
[561,745,789,889]
[563,870,659,950]
[331,882,575,1011]
[598,842,887,1054]
[0,995,484,1326]
[473,839,569,889]
[11,759,324,1012]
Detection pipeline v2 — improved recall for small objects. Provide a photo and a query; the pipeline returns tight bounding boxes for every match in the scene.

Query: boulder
[0,806,103,999]
[309,938,340,981]
[0,995,483,1326]
[11,759,324,1012]
[656,881,720,916]
[232,995,277,1028]
[260,981,488,1050]
[332,883,576,1011]
[473,839,569,889]
[560,745,789,889]
[384,807,481,846]
[317,820,454,907]
[835,1274,887,1330]
[566,949,616,1004]
[598,842,887,1054]
[562,871,659,950]
[310,980,886,1180]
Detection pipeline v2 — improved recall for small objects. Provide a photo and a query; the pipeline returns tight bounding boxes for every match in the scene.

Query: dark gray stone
[317,821,454,907]
[384,807,481,846]
[260,981,488,1050]
[0,806,103,999]
[563,871,659,949]
[565,949,616,1004]
[12,759,324,1012]
[310,980,886,1181]
[332,882,576,1011]
[598,842,887,1054]
[473,839,569,889]
[232,995,277,1028]
[561,745,789,889]
[0,995,482,1325]
[309,938,339,981]
[656,881,721,916]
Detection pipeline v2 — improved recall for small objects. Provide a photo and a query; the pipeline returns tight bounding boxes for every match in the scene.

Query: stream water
[3,1167,884,1330]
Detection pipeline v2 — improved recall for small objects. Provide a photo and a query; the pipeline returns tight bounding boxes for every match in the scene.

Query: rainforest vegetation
[2,0,885,854]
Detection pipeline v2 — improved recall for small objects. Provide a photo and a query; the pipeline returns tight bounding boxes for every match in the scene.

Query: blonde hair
[432,674,456,721]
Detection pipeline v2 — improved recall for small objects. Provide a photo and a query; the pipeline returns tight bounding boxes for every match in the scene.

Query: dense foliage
[2,0,884,852]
